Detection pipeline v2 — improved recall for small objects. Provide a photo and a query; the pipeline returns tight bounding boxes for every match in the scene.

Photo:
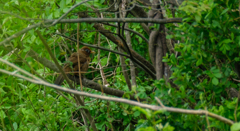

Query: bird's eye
[85,49,90,53]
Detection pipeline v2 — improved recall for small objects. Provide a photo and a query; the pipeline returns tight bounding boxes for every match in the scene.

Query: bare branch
[102,22,149,44]
[93,23,156,78]
[46,18,182,24]
[56,33,130,58]
[0,59,234,125]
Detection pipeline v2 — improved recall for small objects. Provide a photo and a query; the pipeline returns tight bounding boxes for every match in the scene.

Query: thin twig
[155,97,165,108]
[205,107,211,131]
[102,22,149,44]
[56,33,130,58]
[77,15,83,91]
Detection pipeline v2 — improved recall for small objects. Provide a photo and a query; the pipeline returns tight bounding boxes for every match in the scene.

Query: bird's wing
[68,52,87,64]
[80,57,91,72]
[72,56,90,73]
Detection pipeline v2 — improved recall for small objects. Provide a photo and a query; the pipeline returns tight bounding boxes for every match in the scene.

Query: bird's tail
[54,75,65,85]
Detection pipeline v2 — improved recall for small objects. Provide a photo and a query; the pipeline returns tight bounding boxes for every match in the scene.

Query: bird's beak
[91,51,96,54]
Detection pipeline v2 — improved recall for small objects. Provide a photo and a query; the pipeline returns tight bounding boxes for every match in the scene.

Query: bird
[54,46,95,85]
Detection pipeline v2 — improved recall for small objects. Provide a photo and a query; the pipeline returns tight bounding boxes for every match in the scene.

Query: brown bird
[54,46,95,85]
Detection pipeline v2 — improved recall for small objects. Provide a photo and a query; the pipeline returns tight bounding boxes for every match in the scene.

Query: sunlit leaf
[212,77,219,85]
[231,123,240,131]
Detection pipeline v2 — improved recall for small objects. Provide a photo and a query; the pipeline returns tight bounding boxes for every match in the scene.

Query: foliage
[0,0,240,130]
[162,0,240,130]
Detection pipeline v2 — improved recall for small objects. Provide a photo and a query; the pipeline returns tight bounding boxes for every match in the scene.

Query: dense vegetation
[1,0,240,130]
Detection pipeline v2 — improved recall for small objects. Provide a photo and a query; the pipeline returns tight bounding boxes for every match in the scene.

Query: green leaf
[210,67,219,73]
[231,122,240,131]
[224,68,231,77]
[212,20,221,28]
[212,77,219,85]
[224,44,230,50]
[180,86,185,93]
[133,111,140,117]
[162,59,169,62]
[220,45,227,54]
[0,110,6,118]
[107,118,114,122]
[139,37,143,43]
[124,124,130,131]
[0,50,3,56]
[235,57,240,62]
[66,0,72,4]
[221,8,229,15]
[163,123,175,131]
[153,109,166,115]
[238,36,240,46]
[54,10,60,17]
[13,122,18,130]
[226,101,236,109]
[188,96,196,103]
[183,17,193,22]
[47,13,53,19]
[31,35,36,42]
[139,127,155,131]
[0,88,7,96]
[219,39,232,45]
[60,0,66,8]
[63,7,69,13]
[196,58,202,66]
[170,54,177,65]
[123,117,130,125]
[133,107,152,119]
[195,14,201,22]
[100,57,108,66]
[96,121,106,130]
[214,73,222,78]
[99,0,105,4]
[122,111,127,116]
[231,32,234,40]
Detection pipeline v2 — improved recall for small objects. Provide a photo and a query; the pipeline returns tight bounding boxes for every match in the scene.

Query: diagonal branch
[101,22,149,44]
[0,60,234,126]
[27,49,141,101]
[93,23,156,78]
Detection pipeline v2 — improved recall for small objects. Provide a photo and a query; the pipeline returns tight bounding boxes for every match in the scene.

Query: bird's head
[79,46,95,56]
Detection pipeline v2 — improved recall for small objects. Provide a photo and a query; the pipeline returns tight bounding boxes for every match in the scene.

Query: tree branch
[46,17,182,24]
[0,59,234,126]
[27,49,141,101]
[93,23,156,78]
